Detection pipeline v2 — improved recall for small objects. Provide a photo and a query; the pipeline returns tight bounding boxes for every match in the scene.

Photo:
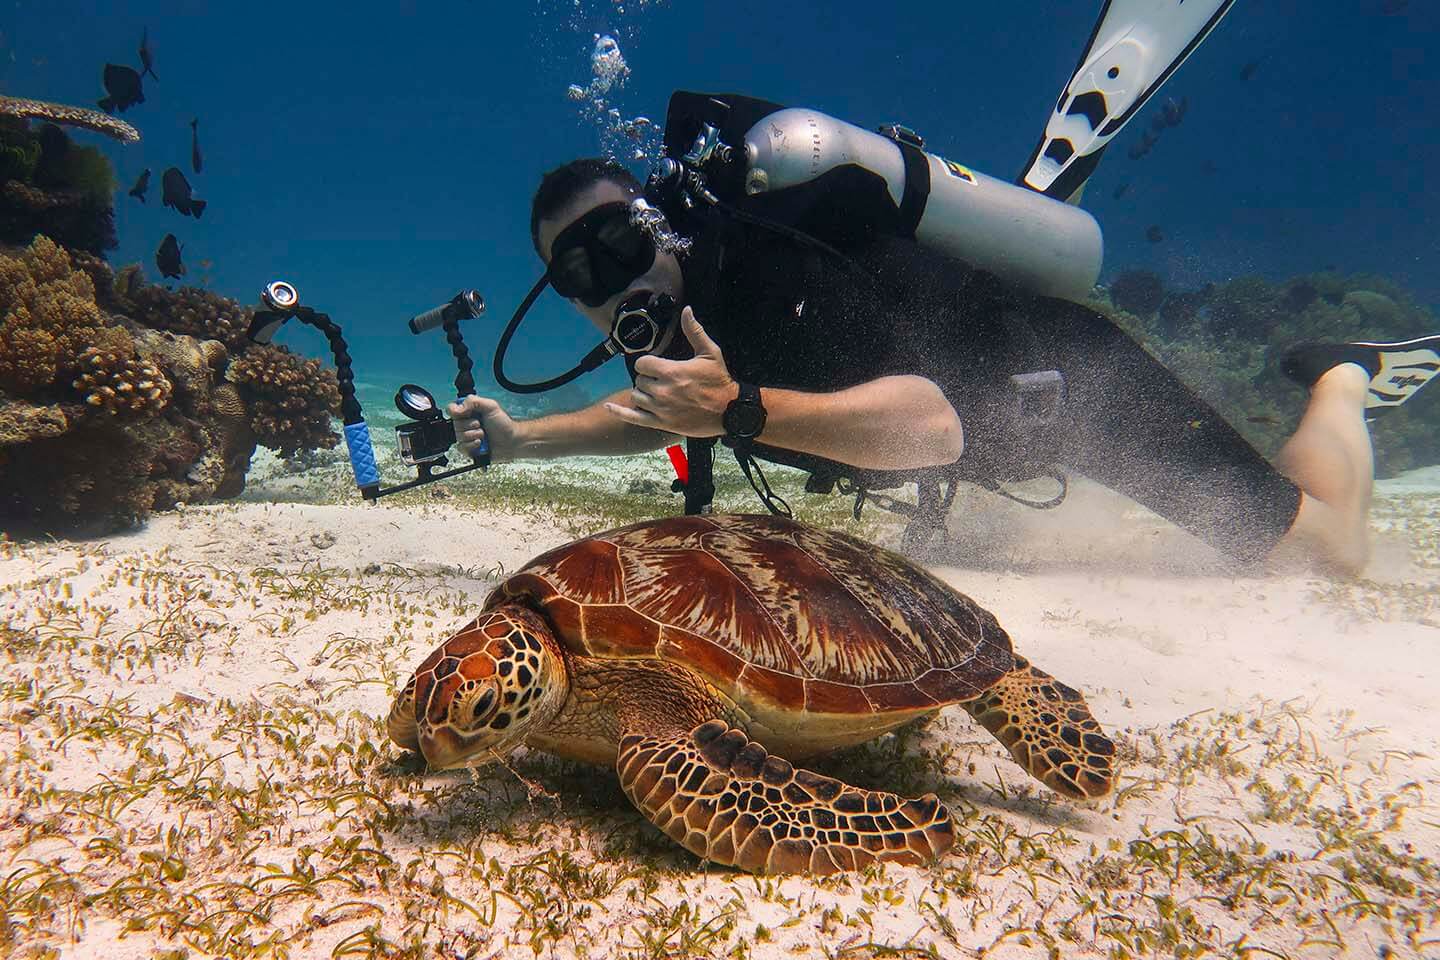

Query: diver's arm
[755,376,964,471]
[450,391,674,462]
[611,309,963,470]
[515,390,676,460]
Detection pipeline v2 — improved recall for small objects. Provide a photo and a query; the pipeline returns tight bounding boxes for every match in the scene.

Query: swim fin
[1017,0,1237,203]
[1280,336,1440,418]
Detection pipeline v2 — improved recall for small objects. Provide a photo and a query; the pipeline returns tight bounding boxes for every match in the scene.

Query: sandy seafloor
[1,448,1437,959]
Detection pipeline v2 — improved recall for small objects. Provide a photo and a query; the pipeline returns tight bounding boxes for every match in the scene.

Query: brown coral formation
[0,235,339,534]
[71,347,172,416]
[228,343,340,458]
[0,235,129,391]
[118,282,254,351]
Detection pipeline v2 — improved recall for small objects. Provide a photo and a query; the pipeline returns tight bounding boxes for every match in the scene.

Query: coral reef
[0,236,338,534]
[1107,269,1440,476]
[72,346,172,416]
[228,344,340,458]
[0,120,118,254]
[117,281,254,351]
[0,94,141,143]
[1106,269,1166,317]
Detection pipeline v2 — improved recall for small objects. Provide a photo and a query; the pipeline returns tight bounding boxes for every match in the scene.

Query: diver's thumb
[681,306,721,358]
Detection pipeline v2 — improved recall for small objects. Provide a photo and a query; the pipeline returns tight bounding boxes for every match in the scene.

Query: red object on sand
[665,444,689,485]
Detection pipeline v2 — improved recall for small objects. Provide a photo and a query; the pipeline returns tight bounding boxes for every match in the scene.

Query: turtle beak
[419,728,517,771]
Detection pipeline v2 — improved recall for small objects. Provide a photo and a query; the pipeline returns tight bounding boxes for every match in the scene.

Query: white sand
[2,468,1437,958]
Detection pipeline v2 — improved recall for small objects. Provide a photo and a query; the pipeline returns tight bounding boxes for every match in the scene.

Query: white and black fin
[1017,0,1237,203]
[1359,337,1440,416]
[1280,336,1440,419]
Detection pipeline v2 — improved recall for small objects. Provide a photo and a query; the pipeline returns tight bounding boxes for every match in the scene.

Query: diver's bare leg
[1270,364,1374,574]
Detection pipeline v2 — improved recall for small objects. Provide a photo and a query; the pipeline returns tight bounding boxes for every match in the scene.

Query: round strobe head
[261,280,299,312]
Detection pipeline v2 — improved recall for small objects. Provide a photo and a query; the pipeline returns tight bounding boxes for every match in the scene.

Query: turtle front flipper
[961,655,1116,800]
[617,720,954,875]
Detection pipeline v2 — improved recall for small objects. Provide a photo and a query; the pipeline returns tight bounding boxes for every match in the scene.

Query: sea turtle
[387,514,1116,875]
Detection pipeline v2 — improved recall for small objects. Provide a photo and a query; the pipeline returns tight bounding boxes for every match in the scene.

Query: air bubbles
[564,32,662,164]
[629,198,692,258]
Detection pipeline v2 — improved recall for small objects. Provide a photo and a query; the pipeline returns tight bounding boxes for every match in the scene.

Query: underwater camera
[246,282,488,500]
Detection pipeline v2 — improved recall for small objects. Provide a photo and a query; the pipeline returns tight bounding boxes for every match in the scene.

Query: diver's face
[538,179,684,347]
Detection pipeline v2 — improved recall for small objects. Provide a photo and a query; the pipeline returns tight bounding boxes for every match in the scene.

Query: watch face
[724,402,765,438]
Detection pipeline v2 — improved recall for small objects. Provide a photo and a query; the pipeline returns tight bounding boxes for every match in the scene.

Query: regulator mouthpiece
[409,289,485,335]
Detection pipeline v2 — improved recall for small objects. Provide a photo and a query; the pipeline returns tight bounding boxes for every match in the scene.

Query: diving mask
[547,201,657,307]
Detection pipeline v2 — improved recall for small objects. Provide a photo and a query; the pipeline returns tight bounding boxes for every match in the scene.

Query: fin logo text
[1388,374,1427,390]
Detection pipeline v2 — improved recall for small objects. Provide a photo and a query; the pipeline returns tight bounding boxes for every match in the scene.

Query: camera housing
[393,383,455,467]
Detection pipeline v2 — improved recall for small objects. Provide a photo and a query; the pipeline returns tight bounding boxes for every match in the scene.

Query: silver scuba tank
[738,108,1103,302]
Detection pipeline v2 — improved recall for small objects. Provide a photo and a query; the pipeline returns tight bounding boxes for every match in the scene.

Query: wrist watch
[722,382,766,443]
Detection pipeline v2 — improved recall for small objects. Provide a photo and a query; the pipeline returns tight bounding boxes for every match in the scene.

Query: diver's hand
[449,395,521,463]
[605,306,735,437]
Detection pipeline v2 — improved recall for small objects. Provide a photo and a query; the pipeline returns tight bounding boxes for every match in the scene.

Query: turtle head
[387,604,568,769]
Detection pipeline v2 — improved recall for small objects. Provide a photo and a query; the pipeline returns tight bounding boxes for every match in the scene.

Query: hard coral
[120,280,253,351]
[0,235,131,394]
[71,347,171,416]
[1,236,343,534]
[227,343,340,458]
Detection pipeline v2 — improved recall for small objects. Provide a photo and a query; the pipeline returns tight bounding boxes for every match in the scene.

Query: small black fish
[1246,415,1281,426]
[190,118,203,174]
[156,234,185,280]
[1145,225,1164,244]
[1380,0,1408,14]
[128,168,151,202]
[139,27,158,81]
[1239,59,1261,82]
[1112,181,1130,200]
[161,166,206,219]
[1128,128,1158,160]
[98,63,144,114]
[1160,95,1188,129]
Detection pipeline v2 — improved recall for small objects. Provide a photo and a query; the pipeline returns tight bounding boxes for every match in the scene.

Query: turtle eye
[469,687,498,724]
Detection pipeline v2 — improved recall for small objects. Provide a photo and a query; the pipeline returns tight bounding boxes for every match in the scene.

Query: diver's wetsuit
[640,216,1302,562]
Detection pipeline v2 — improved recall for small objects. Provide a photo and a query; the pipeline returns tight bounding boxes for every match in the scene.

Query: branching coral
[0,235,131,393]
[71,346,171,416]
[0,239,245,532]
[227,343,340,458]
[119,279,253,351]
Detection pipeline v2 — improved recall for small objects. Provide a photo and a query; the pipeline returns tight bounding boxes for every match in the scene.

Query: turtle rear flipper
[617,720,954,875]
[962,656,1116,800]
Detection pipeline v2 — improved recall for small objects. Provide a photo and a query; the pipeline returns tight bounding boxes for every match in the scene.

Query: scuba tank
[647,92,1103,303]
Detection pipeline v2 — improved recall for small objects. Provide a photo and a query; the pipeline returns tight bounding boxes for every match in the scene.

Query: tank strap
[895,141,931,238]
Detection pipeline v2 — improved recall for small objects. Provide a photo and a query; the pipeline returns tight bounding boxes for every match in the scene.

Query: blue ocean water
[3,0,1436,407]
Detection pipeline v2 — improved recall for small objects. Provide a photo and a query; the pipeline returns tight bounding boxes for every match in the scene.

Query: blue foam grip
[344,421,380,488]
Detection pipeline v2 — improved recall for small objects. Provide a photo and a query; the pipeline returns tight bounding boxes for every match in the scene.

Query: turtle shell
[484,514,1015,719]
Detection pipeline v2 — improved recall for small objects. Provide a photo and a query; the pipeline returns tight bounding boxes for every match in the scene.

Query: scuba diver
[452,2,1439,574]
